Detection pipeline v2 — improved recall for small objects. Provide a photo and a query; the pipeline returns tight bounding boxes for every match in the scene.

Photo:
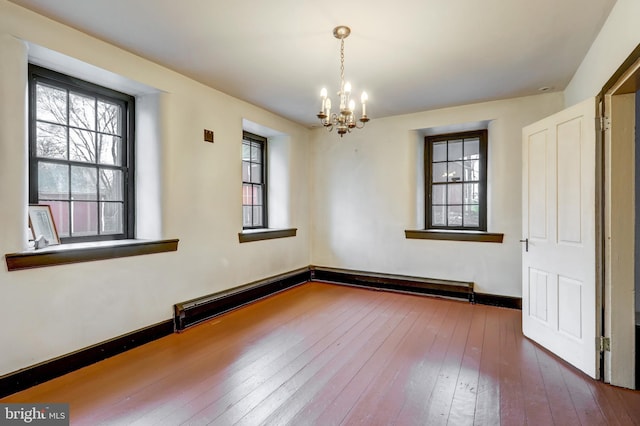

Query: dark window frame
[425,129,488,231]
[242,131,268,229]
[28,64,135,243]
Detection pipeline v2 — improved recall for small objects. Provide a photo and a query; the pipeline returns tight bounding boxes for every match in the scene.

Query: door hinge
[598,116,611,132]
[598,336,610,352]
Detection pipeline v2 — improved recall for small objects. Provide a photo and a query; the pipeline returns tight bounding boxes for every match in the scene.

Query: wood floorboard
[473,304,501,425]
[2,282,640,425]
[497,306,527,425]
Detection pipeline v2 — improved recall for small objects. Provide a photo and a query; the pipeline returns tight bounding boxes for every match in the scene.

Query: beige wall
[0,1,311,376]
[310,93,563,297]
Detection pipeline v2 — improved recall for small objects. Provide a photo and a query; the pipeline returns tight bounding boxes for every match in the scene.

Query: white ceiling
[9,0,617,127]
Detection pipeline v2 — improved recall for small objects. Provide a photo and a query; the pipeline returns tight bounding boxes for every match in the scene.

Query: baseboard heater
[310,265,474,302]
[174,267,310,331]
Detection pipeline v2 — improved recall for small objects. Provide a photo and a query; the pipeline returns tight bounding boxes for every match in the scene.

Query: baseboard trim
[474,292,522,310]
[0,319,174,399]
[310,265,474,302]
[174,267,310,331]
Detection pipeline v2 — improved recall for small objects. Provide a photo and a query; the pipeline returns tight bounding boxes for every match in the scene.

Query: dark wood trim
[636,322,640,390]
[405,229,504,243]
[425,129,488,231]
[174,266,310,330]
[238,228,297,243]
[474,292,522,310]
[310,265,474,302]
[0,320,174,399]
[5,238,179,271]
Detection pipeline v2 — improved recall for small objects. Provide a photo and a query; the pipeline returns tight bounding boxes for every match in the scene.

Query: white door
[522,97,598,378]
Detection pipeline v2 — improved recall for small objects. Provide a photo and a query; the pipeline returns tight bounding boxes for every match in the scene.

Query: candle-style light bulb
[320,88,327,111]
[325,98,332,117]
[348,99,355,113]
[361,91,368,116]
[344,82,352,94]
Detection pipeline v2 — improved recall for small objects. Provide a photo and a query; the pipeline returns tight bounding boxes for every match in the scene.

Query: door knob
[519,238,529,252]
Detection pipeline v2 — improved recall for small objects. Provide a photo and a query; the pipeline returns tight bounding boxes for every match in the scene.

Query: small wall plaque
[204,129,214,143]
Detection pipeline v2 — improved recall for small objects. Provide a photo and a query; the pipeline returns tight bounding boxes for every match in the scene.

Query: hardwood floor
[2,282,640,425]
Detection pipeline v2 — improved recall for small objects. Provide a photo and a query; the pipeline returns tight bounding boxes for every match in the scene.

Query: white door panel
[522,97,598,378]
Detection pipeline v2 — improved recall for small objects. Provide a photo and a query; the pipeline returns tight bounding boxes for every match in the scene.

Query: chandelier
[317,26,369,137]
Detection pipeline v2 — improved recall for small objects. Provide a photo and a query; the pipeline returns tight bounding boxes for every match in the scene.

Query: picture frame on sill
[28,204,60,247]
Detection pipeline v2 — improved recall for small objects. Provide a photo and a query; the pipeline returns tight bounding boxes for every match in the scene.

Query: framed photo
[28,205,60,246]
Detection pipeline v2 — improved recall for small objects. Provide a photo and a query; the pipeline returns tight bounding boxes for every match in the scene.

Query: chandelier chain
[340,38,345,90]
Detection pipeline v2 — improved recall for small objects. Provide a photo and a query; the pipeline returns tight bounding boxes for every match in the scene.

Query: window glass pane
[448,140,463,161]
[43,201,69,238]
[252,206,263,227]
[242,161,251,182]
[432,162,447,183]
[100,202,123,234]
[99,169,123,201]
[463,160,479,181]
[69,92,96,131]
[243,206,253,227]
[37,122,67,159]
[254,186,263,205]
[38,162,69,200]
[464,138,480,160]
[251,142,261,162]
[71,201,98,236]
[70,128,96,163]
[432,141,447,162]
[97,100,121,135]
[71,165,97,201]
[98,135,122,166]
[464,183,479,204]
[250,163,262,184]
[448,206,462,227]
[432,184,446,205]
[448,161,463,182]
[448,183,463,204]
[464,205,480,227]
[432,206,446,226]
[242,183,252,205]
[242,142,251,161]
[36,83,67,124]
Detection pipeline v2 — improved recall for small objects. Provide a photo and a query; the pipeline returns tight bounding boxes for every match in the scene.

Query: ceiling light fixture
[317,26,369,137]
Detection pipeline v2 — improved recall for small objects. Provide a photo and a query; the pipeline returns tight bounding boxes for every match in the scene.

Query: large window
[28,65,135,242]
[425,130,487,231]
[242,131,267,229]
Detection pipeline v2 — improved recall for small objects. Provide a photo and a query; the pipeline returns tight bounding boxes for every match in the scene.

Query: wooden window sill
[238,228,297,243]
[405,229,504,243]
[5,238,179,271]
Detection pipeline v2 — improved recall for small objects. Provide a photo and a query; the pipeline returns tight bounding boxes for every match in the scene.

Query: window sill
[404,229,504,243]
[5,238,179,271]
[238,228,297,243]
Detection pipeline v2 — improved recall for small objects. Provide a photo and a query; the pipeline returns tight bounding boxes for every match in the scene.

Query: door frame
[597,43,640,389]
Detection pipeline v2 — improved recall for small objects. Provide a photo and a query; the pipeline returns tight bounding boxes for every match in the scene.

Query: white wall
[564,0,640,315]
[310,93,564,297]
[564,0,640,108]
[0,1,311,376]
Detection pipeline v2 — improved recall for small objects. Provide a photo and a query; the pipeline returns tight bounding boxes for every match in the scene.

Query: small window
[242,132,267,229]
[425,130,487,231]
[28,65,135,243]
